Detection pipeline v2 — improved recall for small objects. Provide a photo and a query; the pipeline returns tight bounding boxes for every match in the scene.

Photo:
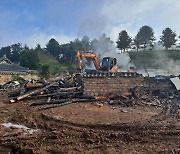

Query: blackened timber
[16,82,57,101]
[38,101,73,110]
[31,98,97,107]
[36,91,83,98]
[58,86,82,92]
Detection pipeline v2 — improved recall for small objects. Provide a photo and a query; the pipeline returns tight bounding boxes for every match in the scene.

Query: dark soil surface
[0,95,180,154]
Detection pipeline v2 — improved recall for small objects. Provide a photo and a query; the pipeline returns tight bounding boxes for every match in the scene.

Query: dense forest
[0,25,180,76]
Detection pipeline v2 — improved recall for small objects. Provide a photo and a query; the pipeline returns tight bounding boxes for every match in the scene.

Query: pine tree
[160,27,177,50]
[116,30,132,52]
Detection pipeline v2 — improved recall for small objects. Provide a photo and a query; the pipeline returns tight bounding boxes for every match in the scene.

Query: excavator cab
[101,57,117,72]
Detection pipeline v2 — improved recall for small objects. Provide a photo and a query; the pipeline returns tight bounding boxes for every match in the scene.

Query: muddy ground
[0,95,180,154]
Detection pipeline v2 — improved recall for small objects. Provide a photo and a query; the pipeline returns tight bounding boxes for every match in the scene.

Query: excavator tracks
[83,70,141,78]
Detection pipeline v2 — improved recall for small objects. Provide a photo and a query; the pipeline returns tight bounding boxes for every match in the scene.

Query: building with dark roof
[0,55,29,75]
[0,55,39,84]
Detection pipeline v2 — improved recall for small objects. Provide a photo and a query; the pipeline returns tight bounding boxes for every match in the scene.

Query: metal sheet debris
[170,77,180,90]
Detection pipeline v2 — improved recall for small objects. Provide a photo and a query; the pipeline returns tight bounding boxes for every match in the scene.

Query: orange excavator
[76,50,118,77]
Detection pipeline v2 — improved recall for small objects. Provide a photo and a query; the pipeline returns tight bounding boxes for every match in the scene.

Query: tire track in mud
[0,102,180,153]
[40,112,180,137]
[34,111,180,151]
[22,112,180,153]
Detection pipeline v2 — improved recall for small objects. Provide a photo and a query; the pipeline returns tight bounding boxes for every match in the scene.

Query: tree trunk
[143,44,146,51]
[136,47,139,52]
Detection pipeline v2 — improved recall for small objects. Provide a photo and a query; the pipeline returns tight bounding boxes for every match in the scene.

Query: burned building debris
[0,69,178,111]
[0,51,179,111]
[0,68,180,153]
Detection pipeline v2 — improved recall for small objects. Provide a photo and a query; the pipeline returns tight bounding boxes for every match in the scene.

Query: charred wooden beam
[38,100,73,110]
[25,82,44,89]
[58,86,82,92]
[36,91,83,98]
[30,99,69,106]
[13,82,57,102]
[30,97,96,106]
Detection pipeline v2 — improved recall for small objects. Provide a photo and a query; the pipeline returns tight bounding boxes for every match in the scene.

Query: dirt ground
[0,95,180,154]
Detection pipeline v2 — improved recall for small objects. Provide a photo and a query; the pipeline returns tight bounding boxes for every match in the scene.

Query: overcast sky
[0,0,180,47]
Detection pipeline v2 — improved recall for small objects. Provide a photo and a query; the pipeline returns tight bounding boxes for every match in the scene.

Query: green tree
[90,34,113,57]
[0,46,11,58]
[81,35,91,51]
[35,44,43,51]
[40,64,50,79]
[97,34,113,53]
[133,35,141,52]
[59,41,76,64]
[116,30,132,52]
[20,48,39,69]
[0,43,23,63]
[91,38,99,51]
[46,38,60,57]
[160,27,177,50]
[10,43,23,63]
[59,38,91,64]
[73,39,84,51]
[135,25,155,51]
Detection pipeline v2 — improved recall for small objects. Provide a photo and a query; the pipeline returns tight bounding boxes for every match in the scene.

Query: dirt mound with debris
[0,95,180,154]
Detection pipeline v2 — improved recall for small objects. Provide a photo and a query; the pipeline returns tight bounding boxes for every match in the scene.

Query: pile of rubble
[0,72,137,107]
[0,72,180,114]
[0,73,87,106]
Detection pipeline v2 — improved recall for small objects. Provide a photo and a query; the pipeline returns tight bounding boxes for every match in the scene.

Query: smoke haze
[155,50,180,75]
[136,49,180,77]
[90,37,132,70]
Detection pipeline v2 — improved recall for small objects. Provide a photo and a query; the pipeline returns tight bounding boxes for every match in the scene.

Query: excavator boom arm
[76,50,101,71]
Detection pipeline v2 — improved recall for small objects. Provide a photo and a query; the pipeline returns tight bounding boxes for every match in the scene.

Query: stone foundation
[83,76,144,96]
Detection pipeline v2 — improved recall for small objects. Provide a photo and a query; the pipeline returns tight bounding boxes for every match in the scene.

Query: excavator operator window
[110,59,114,69]
[114,58,117,65]
[101,58,109,71]
[110,58,117,69]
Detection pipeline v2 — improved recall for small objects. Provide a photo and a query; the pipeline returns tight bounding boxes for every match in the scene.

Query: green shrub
[12,74,22,81]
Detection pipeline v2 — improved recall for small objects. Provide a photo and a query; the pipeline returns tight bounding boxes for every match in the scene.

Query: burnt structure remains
[0,55,29,75]
[83,73,180,99]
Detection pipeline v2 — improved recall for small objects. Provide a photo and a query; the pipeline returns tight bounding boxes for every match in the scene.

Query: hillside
[128,50,180,74]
